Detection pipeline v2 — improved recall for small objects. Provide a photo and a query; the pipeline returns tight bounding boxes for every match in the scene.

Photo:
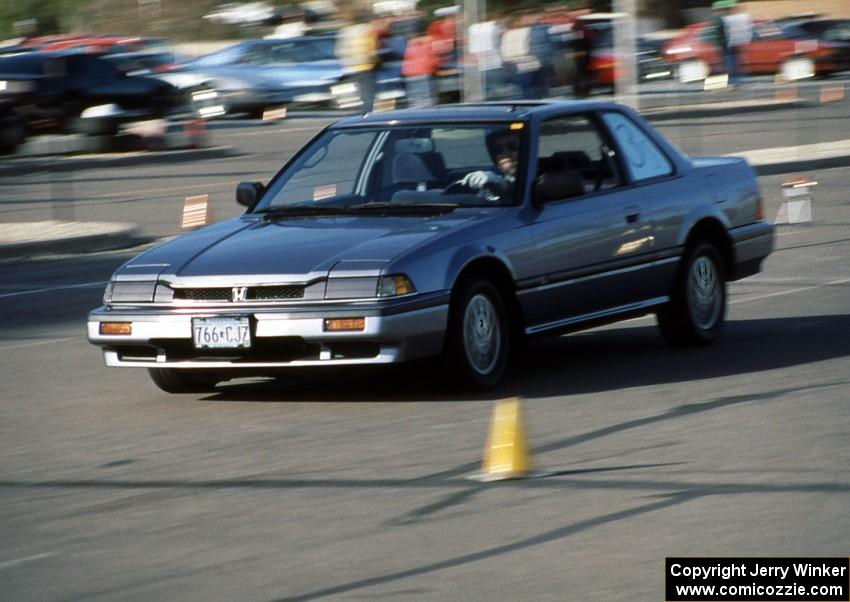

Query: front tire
[0,115,26,155]
[780,56,815,82]
[657,242,726,347]
[677,59,709,83]
[445,279,511,389]
[148,368,219,394]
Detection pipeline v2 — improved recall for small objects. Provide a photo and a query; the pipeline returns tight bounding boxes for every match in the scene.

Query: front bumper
[220,85,337,111]
[87,294,450,370]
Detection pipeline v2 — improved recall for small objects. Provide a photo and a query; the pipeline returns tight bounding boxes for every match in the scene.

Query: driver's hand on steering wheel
[461,170,503,190]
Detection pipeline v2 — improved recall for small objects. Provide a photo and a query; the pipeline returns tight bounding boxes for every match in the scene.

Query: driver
[459,129,520,198]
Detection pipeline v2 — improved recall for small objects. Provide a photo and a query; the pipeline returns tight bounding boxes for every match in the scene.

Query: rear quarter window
[602,112,673,182]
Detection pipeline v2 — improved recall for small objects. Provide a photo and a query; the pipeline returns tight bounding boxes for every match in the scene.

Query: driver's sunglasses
[493,138,519,155]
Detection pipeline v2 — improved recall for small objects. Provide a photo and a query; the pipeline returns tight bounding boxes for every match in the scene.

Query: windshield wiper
[256,202,459,220]
[347,202,459,215]
[256,205,351,220]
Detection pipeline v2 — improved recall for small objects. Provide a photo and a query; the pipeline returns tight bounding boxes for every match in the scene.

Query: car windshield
[191,42,255,68]
[255,124,526,212]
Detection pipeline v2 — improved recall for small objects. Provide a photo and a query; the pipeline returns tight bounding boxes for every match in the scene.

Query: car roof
[332,100,627,127]
[250,34,336,45]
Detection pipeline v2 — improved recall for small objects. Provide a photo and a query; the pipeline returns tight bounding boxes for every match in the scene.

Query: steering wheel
[442,180,474,194]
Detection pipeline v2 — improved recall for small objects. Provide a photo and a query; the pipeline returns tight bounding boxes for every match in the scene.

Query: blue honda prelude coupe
[88,101,774,393]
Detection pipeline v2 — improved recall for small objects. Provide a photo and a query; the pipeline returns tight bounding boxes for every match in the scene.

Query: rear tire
[657,242,726,347]
[444,278,511,389]
[148,368,219,393]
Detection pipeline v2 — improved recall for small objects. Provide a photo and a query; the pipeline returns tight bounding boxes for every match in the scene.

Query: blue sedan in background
[161,35,405,115]
[88,101,774,393]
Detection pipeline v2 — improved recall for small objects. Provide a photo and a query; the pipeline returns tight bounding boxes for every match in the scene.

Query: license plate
[192,317,251,349]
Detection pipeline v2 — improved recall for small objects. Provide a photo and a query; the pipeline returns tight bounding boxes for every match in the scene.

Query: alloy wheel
[463,293,502,376]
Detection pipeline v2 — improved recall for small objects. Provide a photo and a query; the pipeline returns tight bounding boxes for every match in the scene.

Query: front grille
[174,285,305,302]
[176,288,230,302]
[251,286,304,300]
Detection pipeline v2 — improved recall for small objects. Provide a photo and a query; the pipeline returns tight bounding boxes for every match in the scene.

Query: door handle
[624,205,640,223]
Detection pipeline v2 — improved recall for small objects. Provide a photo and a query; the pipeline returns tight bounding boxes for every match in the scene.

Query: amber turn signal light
[100,322,132,335]
[324,318,365,332]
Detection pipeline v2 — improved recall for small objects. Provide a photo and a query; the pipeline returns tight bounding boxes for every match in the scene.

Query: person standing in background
[571,16,593,98]
[402,24,439,108]
[336,11,379,112]
[500,15,544,99]
[722,1,753,85]
[527,14,555,99]
[711,0,734,84]
[468,15,505,100]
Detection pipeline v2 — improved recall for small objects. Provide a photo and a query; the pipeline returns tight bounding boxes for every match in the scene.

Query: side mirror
[236,181,264,207]
[533,171,585,207]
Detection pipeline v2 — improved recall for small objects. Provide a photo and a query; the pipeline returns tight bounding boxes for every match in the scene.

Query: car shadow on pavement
[203,313,850,402]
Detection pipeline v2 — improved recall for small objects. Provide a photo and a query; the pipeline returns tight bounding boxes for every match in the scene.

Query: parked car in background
[572,14,672,93]
[663,20,849,82]
[784,18,850,43]
[0,51,180,153]
[103,50,226,119]
[101,50,191,76]
[88,100,774,393]
[21,34,165,55]
[779,19,850,73]
[166,35,405,116]
[636,34,675,81]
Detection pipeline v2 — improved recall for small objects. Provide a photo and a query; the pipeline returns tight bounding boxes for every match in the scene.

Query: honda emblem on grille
[231,287,248,303]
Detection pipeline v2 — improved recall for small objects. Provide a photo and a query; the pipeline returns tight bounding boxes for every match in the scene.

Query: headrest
[534,170,585,204]
[392,153,435,184]
[538,151,592,174]
[394,138,434,154]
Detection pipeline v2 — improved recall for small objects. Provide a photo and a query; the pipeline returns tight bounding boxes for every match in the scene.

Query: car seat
[385,153,437,199]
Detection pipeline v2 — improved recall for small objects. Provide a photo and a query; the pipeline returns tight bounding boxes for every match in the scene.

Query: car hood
[119,212,487,284]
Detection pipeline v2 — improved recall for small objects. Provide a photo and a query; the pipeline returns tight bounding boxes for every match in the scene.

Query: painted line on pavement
[0,553,56,571]
[0,337,77,351]
[0,281,105,299]
[730,276,850,305]
[619,275,850,326]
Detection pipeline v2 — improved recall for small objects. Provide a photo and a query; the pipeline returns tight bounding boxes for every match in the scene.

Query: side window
[68,56,113,80]
[601,112,673,182]
[271,43,297,62]
[537,115,618,194]
[240,45,271,64]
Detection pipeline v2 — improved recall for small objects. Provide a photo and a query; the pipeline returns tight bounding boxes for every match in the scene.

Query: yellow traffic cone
[478,397,534,481]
